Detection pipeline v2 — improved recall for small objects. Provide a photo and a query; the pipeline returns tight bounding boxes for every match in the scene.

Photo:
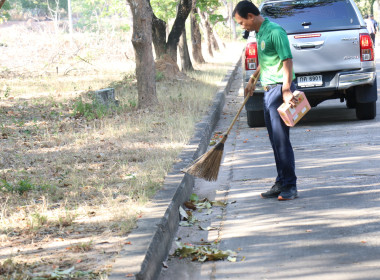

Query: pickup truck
[242,0,377,127]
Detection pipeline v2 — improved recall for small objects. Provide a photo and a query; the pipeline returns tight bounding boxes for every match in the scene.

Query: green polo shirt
[256,18,295,85]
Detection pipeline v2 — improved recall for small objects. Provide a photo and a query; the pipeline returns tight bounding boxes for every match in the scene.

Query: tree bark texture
[190,0,205,64]
[151,13,167,58]
[213,29,225,49]
[211,28,219,51]
[166,0,192,62]
[150,0,192,63]
[179,27,193,72]
[199,10,213,57]
[0,0,6,10]
[127,0,158,109]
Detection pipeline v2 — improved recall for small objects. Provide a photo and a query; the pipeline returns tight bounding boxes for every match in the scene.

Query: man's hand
[245,76,257,97]
[282,88,297,107]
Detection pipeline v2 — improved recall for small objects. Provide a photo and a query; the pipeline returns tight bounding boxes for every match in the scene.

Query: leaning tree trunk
[127,0,158,108]
[150,0,192,63]
[190,0,205,64]
[213,29,225,49]
[152,13,167,58]
[199,10,213,57]
[179,27,193,72]
[0,0,6,9]
[211,29,219,52]
[166,0,192,62]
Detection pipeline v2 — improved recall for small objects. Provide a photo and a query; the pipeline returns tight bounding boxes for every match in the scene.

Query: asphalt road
[158,64,380,279]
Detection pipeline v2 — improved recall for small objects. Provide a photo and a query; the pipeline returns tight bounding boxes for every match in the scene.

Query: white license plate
[297,75,323,87]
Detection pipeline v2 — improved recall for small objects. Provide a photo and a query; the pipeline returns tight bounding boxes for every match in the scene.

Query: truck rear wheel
[247,110,265,127]
[356,101,376,120]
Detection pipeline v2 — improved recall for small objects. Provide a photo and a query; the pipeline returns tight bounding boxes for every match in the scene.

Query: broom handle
[224,75,260,138]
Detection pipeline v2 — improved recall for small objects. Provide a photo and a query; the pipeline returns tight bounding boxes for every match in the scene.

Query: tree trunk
[152,13,167,58]
[190,0,205,64]
[179,27,193,72]
[199,10,213,57]
[127,0,158,109]
[0,0,6,10]
[211,29,219,51]
[166,0,192,62]
[229,1,237,39]
[67,0,73,46]
[213,29,225,49]
[150,0,191,63]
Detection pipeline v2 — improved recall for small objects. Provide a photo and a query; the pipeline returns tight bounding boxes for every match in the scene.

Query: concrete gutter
[108,56,242,280]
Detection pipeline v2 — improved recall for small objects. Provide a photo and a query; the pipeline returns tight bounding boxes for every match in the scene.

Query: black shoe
[278,185,298,201]
[261,182,282,198]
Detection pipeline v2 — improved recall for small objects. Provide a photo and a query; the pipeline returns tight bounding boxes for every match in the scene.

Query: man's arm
[282,58,296,106]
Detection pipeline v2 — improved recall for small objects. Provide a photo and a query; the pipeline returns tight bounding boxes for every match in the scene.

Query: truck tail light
[245,42,258,70]
[360,33,374,61]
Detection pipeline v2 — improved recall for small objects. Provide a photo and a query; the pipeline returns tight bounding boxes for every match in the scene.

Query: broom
[184,75,259,181]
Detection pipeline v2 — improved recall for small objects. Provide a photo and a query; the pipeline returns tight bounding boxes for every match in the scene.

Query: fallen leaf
[179,221,192,227]
[184,201,196,210]
[179,206,188,220]
[190,193,199,202]
[212,201,227,207]
[227,256,237,262]
[198,225,217,231]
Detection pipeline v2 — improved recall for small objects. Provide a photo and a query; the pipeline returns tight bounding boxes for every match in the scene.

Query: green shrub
[72,94,111,120]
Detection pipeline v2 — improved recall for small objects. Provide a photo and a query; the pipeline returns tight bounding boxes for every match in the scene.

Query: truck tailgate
[289,30,361,74]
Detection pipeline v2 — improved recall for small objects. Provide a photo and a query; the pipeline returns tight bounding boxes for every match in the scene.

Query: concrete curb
[108,56,242,280]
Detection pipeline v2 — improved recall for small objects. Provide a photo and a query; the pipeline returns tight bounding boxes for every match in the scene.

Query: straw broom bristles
[185,135,228,181]
[185,75,259,181]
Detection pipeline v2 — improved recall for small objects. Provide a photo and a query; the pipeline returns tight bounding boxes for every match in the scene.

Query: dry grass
[0,21,243,278]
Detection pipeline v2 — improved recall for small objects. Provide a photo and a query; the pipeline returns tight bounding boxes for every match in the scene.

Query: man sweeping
[233,0,298,200]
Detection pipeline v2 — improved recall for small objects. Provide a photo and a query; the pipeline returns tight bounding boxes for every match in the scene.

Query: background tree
[0,0,10,23]
[126,0,158,108]
[67,0,73,45]
[197,0,224,57]
[150,0,192,62]
[354,0,376,16]
[221,0,236,39]
[179,26,193,71]
[72,0,129,34]
[0,0,7,10]
[13,0,68,18]
[191,0,205,64]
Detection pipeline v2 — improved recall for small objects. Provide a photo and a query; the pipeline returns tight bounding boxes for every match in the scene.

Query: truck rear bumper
[338,71,376,90]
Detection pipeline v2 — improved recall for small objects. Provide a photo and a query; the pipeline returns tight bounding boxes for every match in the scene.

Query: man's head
[233,1,261,32]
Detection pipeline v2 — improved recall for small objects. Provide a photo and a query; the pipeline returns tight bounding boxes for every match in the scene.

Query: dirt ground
[0,19,242,279]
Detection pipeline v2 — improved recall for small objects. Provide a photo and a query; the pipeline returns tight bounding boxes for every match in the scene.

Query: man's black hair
[233,0,260,18]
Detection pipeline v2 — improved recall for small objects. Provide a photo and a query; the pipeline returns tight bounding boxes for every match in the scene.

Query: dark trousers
[263,83,297,187]
[370,33,376,46]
